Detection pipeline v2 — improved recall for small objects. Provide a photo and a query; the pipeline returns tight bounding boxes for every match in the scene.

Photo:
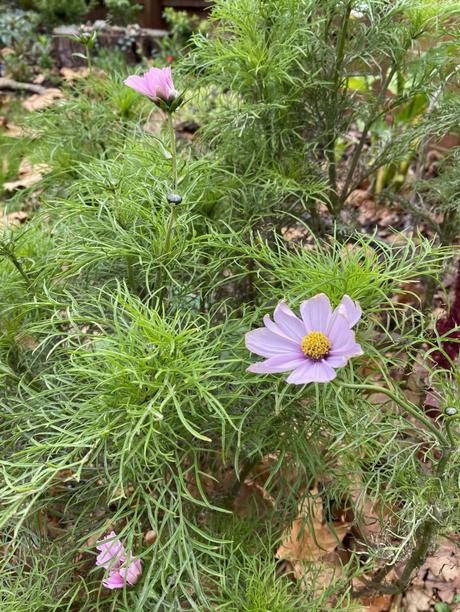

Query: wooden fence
[89,0,211,28]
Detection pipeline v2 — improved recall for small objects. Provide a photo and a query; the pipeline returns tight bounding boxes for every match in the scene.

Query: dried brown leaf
[0,210,29,227]
[59,67,90,81]
[290,551,344,593]
[276,487,351,564]
[3,158,49,192]
[402,537,460,609]
[22,88,64,112]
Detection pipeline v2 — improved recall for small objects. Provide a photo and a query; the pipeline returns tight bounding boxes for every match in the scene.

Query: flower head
[245,294,363,385]
[124,67,179,110]
[96,531,142,589]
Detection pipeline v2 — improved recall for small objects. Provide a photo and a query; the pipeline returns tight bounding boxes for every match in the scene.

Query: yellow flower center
[301,331,330,360]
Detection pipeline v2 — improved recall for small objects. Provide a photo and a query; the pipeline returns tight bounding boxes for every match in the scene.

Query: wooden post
[142,0,164,29]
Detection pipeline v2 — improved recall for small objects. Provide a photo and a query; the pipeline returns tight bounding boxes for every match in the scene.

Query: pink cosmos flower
[96,531,142,589]
[124,67,178,103]
[245,294,363,385]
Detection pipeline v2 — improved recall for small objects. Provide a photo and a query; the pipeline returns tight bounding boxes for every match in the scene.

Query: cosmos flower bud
[445,407,458,417]
[167,193,182,204]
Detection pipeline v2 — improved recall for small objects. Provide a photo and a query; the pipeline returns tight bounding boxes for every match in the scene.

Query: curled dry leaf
[232,480,275,517]
[22,88,64,112]
[402,537,460,610]
[3,158,49,192]
[0,115,23,138]
[0,209,29,228]
[276,487,351,564]
[276,486,351,592]
[33,74,46,85]
[60,67,90,81]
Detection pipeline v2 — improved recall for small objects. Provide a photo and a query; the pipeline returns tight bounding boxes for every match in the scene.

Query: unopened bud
[167,193,182,204]
[445,406,458,417]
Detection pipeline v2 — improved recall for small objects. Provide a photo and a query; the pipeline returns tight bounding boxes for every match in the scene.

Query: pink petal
[247,353,305,374]
[262,314,292,339]
[300,294,333,333]
[337,295,362,327]
[286,360,337,384]
[145,67,167,98]
[124,75,152,98]
[325,354,348,367]
[124,67,177,101]
[96,532,126,569]
[327,314,363,358]
[327,312,355,347]
[103,571,125,590]
[119,558,142,585]
[329,341,363,358]
[273,301,306,341]
[245,327,300,358]
[161,66,174,91]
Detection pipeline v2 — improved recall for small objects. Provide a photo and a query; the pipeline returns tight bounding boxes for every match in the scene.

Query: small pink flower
[245,294,363,385]
[96,531,142,589]
[124,67,178,103]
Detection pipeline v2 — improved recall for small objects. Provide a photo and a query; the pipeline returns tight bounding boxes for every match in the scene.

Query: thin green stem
[325,1,352,216]
[156,112,178,308]
[445,418,458,449]
[395,520,436,589]
[126,254,136,293]
[338,382,448,447]
[8,251,32,288]
[225,455,259,509]
[339,62,398,204]
[349,382,457,598]
[167,112,177,191]
[85,45,92,73]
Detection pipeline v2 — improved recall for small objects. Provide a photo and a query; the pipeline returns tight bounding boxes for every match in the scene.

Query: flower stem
[156,112,178,308]
[337,382,449,447]
[167,111,177,191]
[445,417,458,448]
[7,250,32,289]
[224,455,259,509]
[126,254,136,293]
[86,46,92,73]
[345,380,458,598]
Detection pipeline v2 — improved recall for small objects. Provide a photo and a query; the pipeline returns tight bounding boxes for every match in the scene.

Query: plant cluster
[155,7,210,65]
[1,1,460,610]
[0,7,52,81]
[24,0,93,26]
[105,0,142,27]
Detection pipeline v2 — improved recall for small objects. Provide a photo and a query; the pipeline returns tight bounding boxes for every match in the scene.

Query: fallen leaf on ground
[0,115,23,137]
[16,334,39,351]
[358,592,393,611]
[60,66,90,81]
[33,74,46,85]
[276,487,351,565]
[402,537,460,610]
[0,209,29,227]
[4,123,23,137]
[3,158,49,192]
[22,88,64,112]
[232,480,275,517]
